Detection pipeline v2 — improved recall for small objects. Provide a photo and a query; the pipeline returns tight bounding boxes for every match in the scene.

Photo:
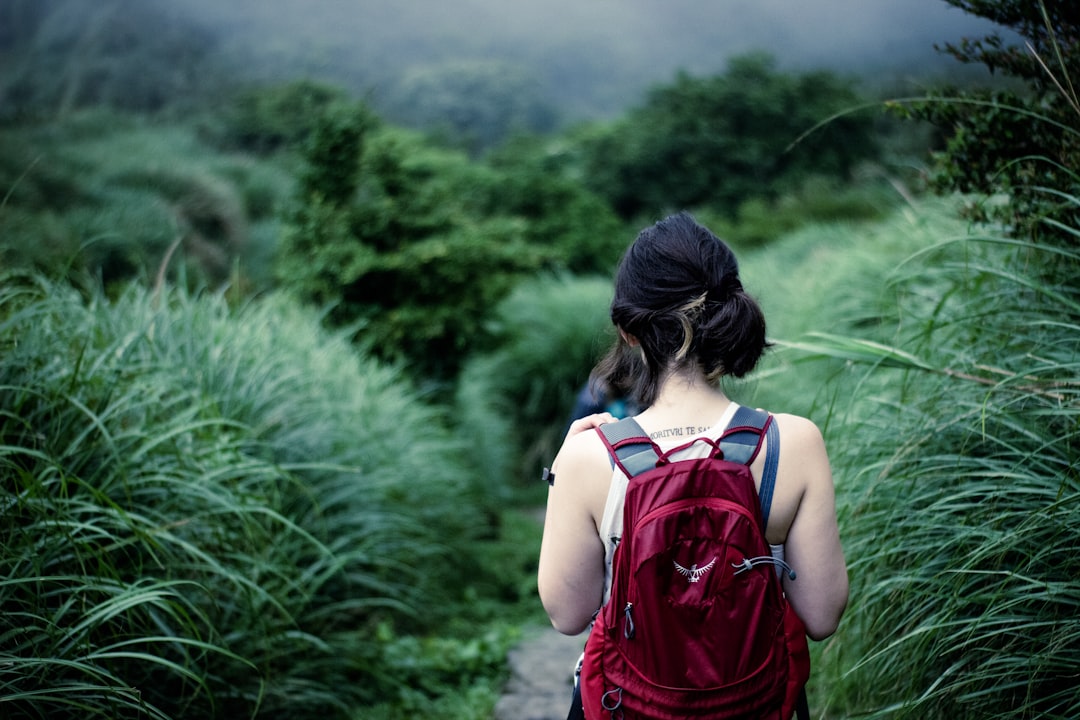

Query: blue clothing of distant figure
[569,381,640,424]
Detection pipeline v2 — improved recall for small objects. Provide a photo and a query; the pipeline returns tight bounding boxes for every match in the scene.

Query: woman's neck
[638,367,731,428]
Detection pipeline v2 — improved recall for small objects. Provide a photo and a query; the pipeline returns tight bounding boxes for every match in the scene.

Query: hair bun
[706,278,742,303]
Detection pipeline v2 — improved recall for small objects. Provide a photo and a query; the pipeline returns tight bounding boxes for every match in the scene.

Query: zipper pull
[623,602,635,639]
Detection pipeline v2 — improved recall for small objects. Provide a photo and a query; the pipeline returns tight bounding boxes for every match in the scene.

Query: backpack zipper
[632,496,757,532]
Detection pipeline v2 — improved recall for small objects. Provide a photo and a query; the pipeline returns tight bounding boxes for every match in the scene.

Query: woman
[538,212,847,661]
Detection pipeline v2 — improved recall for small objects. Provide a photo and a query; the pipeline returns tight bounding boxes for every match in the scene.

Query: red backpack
[578,406,810,720]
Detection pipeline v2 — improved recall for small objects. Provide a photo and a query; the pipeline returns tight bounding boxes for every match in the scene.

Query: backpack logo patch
[673,556,717,583]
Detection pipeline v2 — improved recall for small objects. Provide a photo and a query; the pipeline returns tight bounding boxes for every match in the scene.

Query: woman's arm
[775,414,849,640]
[537,414,614,635]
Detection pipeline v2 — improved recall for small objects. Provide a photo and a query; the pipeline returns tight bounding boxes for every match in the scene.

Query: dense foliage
[3,1,1078,718]
[577,53,882,221]
[275,102,629,381]
[808,212,1080,720]
[0,111,293,291]
[900,0,1080,241]
[276,107,543,380]
[216,80,356,155]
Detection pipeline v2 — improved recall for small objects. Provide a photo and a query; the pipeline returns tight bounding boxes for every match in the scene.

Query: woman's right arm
[536,414,615,635]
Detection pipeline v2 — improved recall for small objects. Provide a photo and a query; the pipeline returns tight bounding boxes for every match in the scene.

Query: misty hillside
[1,0,1007,127]
[188,0,1007,114]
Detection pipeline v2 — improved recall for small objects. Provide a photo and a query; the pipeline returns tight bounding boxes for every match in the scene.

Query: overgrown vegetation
[793,2,1080,716]
[0,111,294,291]
[2,0,1077,718]
[899,0,1080,241]
[0,277,538,719]
[820,229,1079,719]
[276,108,547,381]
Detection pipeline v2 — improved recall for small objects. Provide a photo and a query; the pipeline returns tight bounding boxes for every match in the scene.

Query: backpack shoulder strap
[720,406,781,527]
[596,417,659,478]
[597,408,781,525]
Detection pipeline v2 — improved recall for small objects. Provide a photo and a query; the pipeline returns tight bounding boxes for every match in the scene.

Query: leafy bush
[0,276,521,719]
[898,0,1080,242]
[277,111,553,381]
[0,112,294,290]
[215,80,355,154]
[484,135,630,275]
[577,53,881,222]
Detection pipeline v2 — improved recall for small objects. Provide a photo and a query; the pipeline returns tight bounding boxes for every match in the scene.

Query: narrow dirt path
[493,624,584,720]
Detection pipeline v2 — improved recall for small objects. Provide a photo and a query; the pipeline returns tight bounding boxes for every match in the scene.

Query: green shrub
[216,80,355,154]
[897,0,1080,243]
[0,113,294,291]
[484,135,630,276]
[577,53,881,222]
[278,118,548,381]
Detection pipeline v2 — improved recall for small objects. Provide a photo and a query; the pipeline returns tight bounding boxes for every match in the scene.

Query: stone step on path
[493,625,585,720]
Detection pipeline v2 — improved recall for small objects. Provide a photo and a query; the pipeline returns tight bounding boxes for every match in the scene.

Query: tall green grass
[731,196,971,422]
[701,195,1078,717]
[454,273,617,499]
[798,207,1080,718]
[0,276,516,719]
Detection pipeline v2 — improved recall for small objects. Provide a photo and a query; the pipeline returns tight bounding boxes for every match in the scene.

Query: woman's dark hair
[593,212,769,408]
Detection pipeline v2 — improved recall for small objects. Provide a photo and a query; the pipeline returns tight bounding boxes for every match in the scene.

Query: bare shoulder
[553,422,613,475]
[771,412,827,453]
[548,420,618,514]
[763,413,832,513]
[770,412,831,488]
[767,413,847,639]
[539,420,616,632]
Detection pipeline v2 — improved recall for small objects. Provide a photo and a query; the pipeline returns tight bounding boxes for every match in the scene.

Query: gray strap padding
[597,408,778,523]
[597,418,661,477]
[718,405,768,465]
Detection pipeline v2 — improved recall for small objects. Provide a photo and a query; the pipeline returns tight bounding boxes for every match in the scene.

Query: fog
[175,0,1007,117]
[0,0,1010,126]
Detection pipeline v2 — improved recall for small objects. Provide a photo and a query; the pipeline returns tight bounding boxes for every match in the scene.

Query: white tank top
[596,402,786,605]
